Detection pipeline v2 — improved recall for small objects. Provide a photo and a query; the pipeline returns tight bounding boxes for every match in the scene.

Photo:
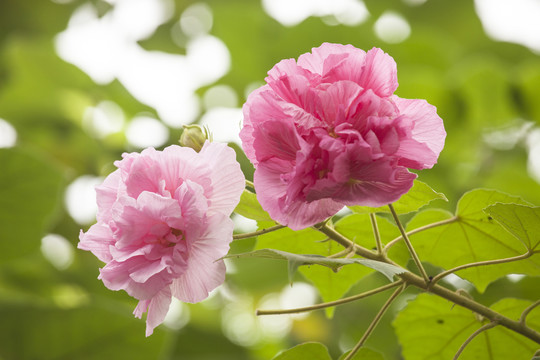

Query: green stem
[431,251,533,285]
[520,299,540,325]
[344,283,406,360]
[315,224,540,345]
[388,204,430,284]
[369,213,383,254]
[245,179,255,191]
[256,280,403,316]
[452,322,498,360]
[232,224,285,240]
[383,216,458,253]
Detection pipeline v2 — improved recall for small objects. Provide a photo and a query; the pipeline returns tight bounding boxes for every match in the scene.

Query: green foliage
[226,248,406,284]
[234,189,273,222]
[272,342,332,360]
[255,224,373,316]
[0,148,64,262]
[394,294,540,359]
[485,203,540,251]
[349,180,447,215]
[407,189,539,292]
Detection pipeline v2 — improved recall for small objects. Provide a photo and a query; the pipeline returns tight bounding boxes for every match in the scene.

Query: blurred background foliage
[0,0,539,359]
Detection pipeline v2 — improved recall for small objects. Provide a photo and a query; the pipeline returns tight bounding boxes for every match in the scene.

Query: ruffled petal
[78,223,114,263]
[197,142,245,216]
[134,287,172,336]
[357,48,398,97]
[393,96,446,168]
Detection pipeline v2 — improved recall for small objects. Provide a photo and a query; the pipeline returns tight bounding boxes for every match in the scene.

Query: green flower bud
[179,124,211,152]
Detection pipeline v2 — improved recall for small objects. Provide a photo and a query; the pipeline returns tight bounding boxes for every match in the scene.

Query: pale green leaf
[0,148,64,262]
[272,342,332,360]
[348,180,447,215]
[225,248,406,283]
[407,189,539,292]
[254,225,373,316]
[394,294,540,360]
[234,189,273,222]
[485,203,540,251]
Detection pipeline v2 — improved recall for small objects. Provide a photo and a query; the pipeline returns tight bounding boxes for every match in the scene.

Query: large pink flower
[78,142,245,336]
[240,43,446,230]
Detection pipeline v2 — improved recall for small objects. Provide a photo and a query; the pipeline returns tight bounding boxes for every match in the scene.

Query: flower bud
[179,124,211,152]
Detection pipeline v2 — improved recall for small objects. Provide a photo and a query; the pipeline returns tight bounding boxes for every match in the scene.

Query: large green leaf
[484,203,540,251]
[234,189,273,222]
[0,301,165,360]
[272,342,332,360]
[255,224,373,316]
[349,180,447,215]
[393,294,540,359]
[406,189,539,292]
[226,248,406,284]
[0,148,64,262]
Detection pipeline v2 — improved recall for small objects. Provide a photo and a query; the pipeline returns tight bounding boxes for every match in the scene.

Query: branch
[388,204,430,284]
[245,179,255,191]
[233,224,286,240]
[256,280,403,316]
[431,251,534,285]
[370,213,383,254]
[520,299,540,326]
[316,225,540,345]
[344,283,406,360]
[452,321,498,360]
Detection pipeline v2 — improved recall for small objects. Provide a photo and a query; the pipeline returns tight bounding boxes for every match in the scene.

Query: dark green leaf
[349,180,447,215]
[0,148,64,262]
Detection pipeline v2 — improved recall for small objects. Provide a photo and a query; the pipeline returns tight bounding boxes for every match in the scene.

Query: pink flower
[78,142,245,336]
[240,43,446,230]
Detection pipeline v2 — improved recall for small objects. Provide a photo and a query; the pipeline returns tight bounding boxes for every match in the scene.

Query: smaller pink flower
[240,43,446,230]
[78,142,245,336]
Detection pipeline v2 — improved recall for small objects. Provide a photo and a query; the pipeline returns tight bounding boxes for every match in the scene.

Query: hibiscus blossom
[78,142,245,336]
[240,43,446,230]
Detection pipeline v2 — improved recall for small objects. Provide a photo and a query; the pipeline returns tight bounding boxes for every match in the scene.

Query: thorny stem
[369,213,383,254]
[315,223,540,345]
[383,216,458,253]
[520,300,540,326]
[232,224,285,240]
[387,204,431,284]
[344,283,407,360]
[452,321,498,360]
[256,280,403,316]
[431,251,535,285]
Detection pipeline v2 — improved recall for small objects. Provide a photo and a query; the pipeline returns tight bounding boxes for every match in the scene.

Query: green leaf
[272,342,332,360]
[255,225,373,316]
[226,248,407,283]
[393,294,540,360]
[484,203,540,251]
[335,213,410,267]
[0,148,64,262]
[0,301,166,360]
[338,348,385,360]
[234,189,273,222]
[407,189,539,292]
[349,180,447,215]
